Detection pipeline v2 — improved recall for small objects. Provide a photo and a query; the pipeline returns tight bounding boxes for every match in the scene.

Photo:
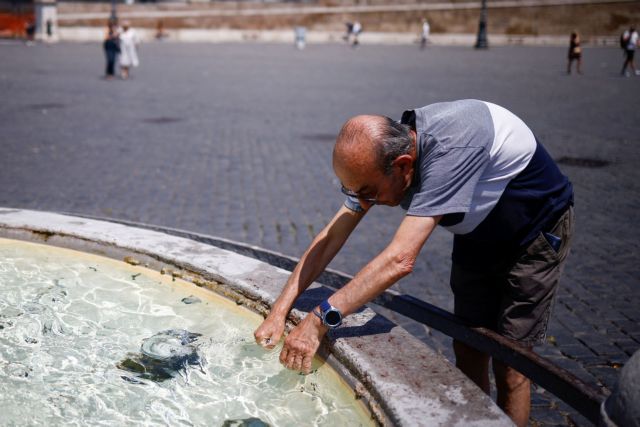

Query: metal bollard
[600,349,640,427]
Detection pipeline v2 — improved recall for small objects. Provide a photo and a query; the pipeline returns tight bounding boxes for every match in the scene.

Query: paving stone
[555,398,593,427]
[560,344,598,361]
[543,356,601,387]
[614,339,640,357]
[530,406,569,426]
[530,390,553,407]
[586,366,620,391]
[587,343,626,358]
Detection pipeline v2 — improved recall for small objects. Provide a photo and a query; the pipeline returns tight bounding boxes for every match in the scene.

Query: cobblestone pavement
[1,41,638,425]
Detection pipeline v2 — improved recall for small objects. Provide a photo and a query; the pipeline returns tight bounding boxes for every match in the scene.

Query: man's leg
[453,340,490,393]
[493,359,531,427]
[450,261,500,395]
[494,207,574,426]
[622,53,631,75]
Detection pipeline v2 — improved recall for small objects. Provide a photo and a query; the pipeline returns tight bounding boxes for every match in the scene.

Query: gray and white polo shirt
[345,99,573,260]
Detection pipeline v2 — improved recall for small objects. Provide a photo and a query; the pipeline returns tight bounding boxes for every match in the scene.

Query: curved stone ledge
[0,207,513,426]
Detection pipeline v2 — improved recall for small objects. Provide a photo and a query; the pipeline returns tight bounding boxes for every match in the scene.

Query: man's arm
[253,204,366,349]
[280,214,441,373]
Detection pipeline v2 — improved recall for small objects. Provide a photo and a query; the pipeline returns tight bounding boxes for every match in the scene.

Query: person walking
[103,23,120,80]
[24,21,35,46]
[420,18,430,50]
[118,22,140,80]
[621,26,639,77]
[343,22,353,44]
[351,21,362,47]
[254,100,574,427]
[567,32,582,75]
[294,26,306,50]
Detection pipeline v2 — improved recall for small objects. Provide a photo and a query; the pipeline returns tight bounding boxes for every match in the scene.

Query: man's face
[335,155,413,210]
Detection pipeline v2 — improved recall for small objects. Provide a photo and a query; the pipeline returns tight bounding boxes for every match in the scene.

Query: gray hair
[377,117,413,175]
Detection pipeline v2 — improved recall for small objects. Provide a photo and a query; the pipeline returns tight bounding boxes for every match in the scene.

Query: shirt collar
[400,110,421,188]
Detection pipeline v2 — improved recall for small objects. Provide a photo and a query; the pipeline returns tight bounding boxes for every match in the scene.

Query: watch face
[324,309,342,327]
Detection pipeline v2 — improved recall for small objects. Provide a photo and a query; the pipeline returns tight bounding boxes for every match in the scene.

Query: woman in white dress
[119,22,139,79]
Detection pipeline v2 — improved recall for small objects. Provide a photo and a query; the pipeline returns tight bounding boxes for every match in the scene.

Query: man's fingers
[281,345,309,372]
[279,346,289,365]
[286,352,299,370]
[255,327,280,349]
[278,317,325,372]
[254,317,284,349]
[254,329,266,345]
[292,354,303,372]
[301,356,313,374]
[257,336,273,348]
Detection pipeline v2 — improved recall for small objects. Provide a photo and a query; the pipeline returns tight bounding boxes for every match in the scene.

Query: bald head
[333,114,414,176]
[333,115,388,175]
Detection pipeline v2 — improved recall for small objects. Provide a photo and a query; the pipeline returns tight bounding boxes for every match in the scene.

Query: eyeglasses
[340,185,377,204]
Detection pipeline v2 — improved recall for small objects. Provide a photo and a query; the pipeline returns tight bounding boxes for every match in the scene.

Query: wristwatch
[313,299,343,329]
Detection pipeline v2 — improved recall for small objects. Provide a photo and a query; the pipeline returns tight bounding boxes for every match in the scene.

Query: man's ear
[393,154,414,174]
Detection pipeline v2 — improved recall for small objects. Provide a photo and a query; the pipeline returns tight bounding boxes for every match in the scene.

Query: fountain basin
[0,208,513,426]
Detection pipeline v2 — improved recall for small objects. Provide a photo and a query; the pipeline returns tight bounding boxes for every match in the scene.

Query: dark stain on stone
[31,230,56,242]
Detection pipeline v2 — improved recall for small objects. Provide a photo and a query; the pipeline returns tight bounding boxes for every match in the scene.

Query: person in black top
[103,23,120,80]
[567,32,582,75]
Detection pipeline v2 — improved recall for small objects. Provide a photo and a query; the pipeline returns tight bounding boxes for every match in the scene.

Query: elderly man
[254,99,574,426]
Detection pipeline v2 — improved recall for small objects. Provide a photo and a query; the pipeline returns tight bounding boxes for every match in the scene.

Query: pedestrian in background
[351,21,362,47]
[621,26,639,77]
[119,21,140,80]
[46,19,53,41]
[420,18,430,50]
[24,21,35,46]
[103,22,120,80]
[343,22,353,44]
[294,26,306,50]
[155,20,168,41]
[567,32,582,75]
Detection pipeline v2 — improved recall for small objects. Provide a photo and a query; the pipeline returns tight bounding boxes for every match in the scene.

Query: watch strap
[319,299,332,313]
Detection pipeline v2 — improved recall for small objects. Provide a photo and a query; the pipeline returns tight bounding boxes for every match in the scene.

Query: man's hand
[253,206,361,352]
[254,314,286,350]
[279,313,328,374]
